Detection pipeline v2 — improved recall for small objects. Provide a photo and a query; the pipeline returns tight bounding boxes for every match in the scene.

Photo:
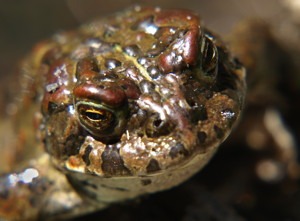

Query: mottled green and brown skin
[0,6,245,221]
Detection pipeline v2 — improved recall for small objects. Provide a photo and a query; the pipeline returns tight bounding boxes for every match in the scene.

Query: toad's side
[0,6,245,221]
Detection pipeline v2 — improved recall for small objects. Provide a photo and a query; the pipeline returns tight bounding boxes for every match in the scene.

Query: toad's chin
[65,145,218,204]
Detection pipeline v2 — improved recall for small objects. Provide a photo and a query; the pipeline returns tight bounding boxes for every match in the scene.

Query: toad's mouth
[62,113,233,179]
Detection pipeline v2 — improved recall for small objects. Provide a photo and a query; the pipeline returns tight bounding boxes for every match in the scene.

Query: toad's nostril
[145,114,174,138]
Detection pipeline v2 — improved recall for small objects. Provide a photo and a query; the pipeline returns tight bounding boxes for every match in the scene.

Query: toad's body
[0,6,245,220]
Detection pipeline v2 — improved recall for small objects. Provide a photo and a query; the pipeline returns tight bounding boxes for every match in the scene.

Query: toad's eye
[77,103,116,136]
[201,34,218,77]
[76,101,128,143]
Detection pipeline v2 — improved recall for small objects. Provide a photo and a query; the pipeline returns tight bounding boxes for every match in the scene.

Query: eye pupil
[85,110,106,121]
[153,119,162,127]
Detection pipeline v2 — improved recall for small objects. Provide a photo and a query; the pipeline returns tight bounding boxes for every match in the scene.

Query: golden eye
[75,101,128,143]
[78,104,115,134]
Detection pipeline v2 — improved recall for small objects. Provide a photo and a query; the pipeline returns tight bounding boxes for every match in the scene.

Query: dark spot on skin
[64,134,85,156]
[0,179,9,199]
[190,106,208,123]
[28,196,37,207]
[232,57,244,69]
[84,190,98,201]
[82,145,93,166]
[105,58,121,69]
[28,178,50,207]
[169,143,188,159]
[80,180,98,190]
[214,125,224,139]
[123,45,141,57]
[197,131,207,144]
[48,102,58,114]
[99,184,128,192]
[146,159,160,173]
[28,177,51,194]
[121,85,127,90]
[203,90,214,99]
[67,175,98,201]
[183,82,214,123]
[141,179,152,186]
[26,178,53,207]
[101,146,131,176]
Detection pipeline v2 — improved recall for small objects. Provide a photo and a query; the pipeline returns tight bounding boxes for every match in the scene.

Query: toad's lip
[63,130,223,177]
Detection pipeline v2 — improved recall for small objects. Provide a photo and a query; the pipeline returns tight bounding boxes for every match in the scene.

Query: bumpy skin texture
[0,6,245,221]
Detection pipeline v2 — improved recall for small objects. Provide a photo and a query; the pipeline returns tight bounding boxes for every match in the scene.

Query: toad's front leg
[0,154,106,221]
